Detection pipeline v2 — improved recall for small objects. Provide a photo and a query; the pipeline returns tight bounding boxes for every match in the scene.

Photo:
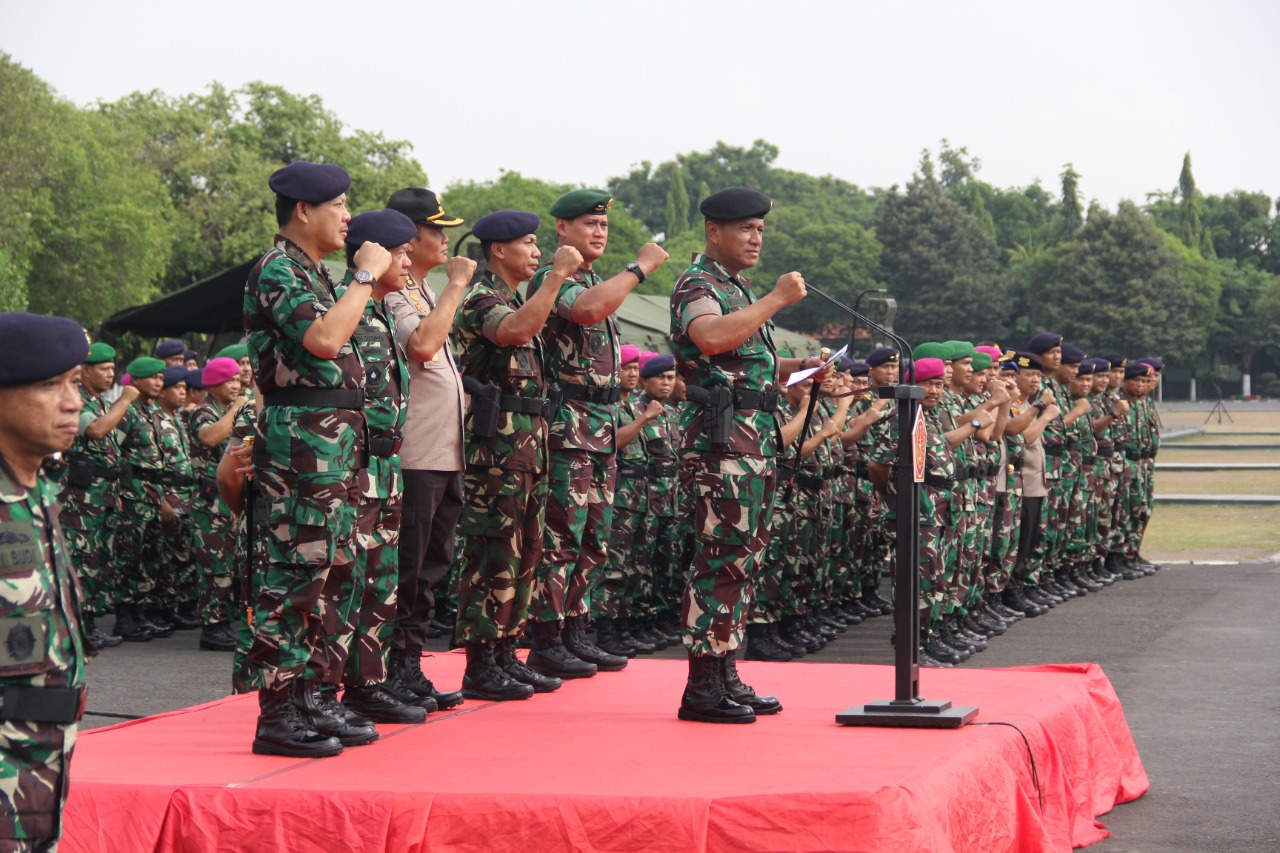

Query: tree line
[3,54,1278,386]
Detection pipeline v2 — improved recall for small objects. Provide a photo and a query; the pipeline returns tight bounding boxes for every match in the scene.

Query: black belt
[500,393,551,416]
[1097,448,1114,458]
[0,685,86,724]
[131,467,165,484]
[853,459,871,479]
[1082,454,1097,464]
[369,433,403,458]
[823,464,848,477]
[69,459,123,481]
[795,472,824,490]
[733,389,780,412]
[1125,449,1142,460]
[617,464,647,478]
[561,384,621,405]
[262,387,365,409]
[647,461,678,478]
[1044,446,1065,457]
[1010,458,1025,471]
[924,473,955,489]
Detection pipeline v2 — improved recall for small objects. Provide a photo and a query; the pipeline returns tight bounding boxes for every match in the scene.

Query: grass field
[1155,469,1280,495]
[1159,410,1280,432]
[1142,504,1280,562]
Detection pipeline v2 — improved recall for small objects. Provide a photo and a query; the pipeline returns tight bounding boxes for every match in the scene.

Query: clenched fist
[636,242,669,275]
[353,241,393,280]
[772,271,807,306]
[445,255,478,288]
[552,245,585,278]
[642,399,666,421]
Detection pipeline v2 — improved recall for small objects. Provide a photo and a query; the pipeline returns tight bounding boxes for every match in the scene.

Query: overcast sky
[5,0,1276,210]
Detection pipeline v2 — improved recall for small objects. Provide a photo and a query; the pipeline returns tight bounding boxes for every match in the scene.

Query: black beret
[849,360,870,377]
[639,354,676,378]
[866,346,900,367]
[1060,342,1085,365]
[1125,361,1155,379]
[700,187,772,221]
[1014,352,1044,371]
[346,208,417,250]
[268,161,351,203]
[0,313,90,386]
[185,367,206,390]
[162,365,190,388]
[155,339,186,359]
[473,210,541,243]
[1026,332,1064,354]
[1075,359,1098,377]
[1099,353,1127,369]
[386,187,465,227]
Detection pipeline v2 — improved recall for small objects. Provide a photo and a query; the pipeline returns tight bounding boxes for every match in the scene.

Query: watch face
[355,270,373,284]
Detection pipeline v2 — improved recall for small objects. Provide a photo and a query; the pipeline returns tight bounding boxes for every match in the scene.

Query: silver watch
[354,269,374,285]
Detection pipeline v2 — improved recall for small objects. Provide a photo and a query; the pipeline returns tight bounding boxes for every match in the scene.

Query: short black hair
[275,196,299,229]
[480,241,493,262]
[344,243,358,270]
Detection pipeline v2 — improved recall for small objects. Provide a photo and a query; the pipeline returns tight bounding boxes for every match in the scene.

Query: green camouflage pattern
[60,387,122,615]
[188,398,239,627]
[156,408,196,613]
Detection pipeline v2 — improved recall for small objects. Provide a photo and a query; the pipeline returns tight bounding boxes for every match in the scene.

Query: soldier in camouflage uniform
[110,357,174,643]
[669,187,815,724]
[0,313,91,851]
[154,366,201,631]
[187,357,250,651]
[242,161,393,758]
[983,357,1031,622]
[455,210,584,699]
[1117,361,1160,577]
[1084,357,1128,586]
[525,189,669,674]
[61,342,136,650]
[1022,333,1071,608]
[846,348,897,617]
[631,354,682,648]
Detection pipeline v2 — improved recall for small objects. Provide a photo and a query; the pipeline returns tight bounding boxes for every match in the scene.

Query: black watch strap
[626,261,645,283]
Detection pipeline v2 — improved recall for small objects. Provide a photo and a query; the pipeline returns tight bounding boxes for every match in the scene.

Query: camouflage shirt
[188,398,229,484]
[670,252,780,458]
[636,393,681,518]
[868,404,956,525]
[455,270,549,475]
[344,282,410,501]
[527,263,620,453]
[157,408,194,505]
[614,396,649,513]
[70,387,121,469]
[118,400,165,503]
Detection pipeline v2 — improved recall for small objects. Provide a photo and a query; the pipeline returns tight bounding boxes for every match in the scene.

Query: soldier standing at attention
[454,210,584,699]
[62,341,136,650]
[525,190,669,676]
[669,187,812,724]
[154,366,201,631]
[188,356,250,651]
[243,160,392,758]
[381,187,471,713]
[0,312,91,851]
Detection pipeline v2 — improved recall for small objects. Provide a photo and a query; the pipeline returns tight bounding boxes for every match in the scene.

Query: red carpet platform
[63,654,1147,853]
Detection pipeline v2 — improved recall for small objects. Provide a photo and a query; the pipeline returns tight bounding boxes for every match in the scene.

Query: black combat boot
[170,605,202,630]
[342,683,428,724]
[526,619,598,680]
[562,615,627,671]
[139,608,175,638]
[593,616,638,658]
[380,651,439,711]
[84,613,123,649]
[863,583,895,615]
[461,642,535,702]
[252,683,344,758]
[495,637,561,693]
[617,617,656,654]
[636,616,671,650]
[769,622,806,658]
[677,654,755,724]
[398,647,464,710]
[721,652,782,715]
[923,624,964,665]
[743,622,792,662]
[780,615,822,653]
[113,604,153,642]
[199,621,237,651]
[303,683,380,745]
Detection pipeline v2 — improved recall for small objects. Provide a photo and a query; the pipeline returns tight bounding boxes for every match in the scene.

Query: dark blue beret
[1026,332,1064,354]
[155,339,186,359]
[1075,359,1098,377]
[1125,361,1155,379]
[866,346,900,368]
[162,365,190,388]
[639,354,676,379]
[473,210,541,243]
[1087,357,1112,374]
[346,208,417,250]
[699,187,772,221]
[268,160,351,203]
[849,360,870,377]
[1060,342,1085,365]
[0,313,89,386]
[185,367,206,390]
[1135,357,1164,372]
[183,349,199,362]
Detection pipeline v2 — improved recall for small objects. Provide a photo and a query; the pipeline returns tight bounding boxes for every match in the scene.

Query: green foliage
[1059,164,1083,238]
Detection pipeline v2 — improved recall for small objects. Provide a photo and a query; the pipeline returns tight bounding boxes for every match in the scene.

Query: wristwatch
[626,261,645,283]
[354,269,374,285]
[970,419,983,430]
[1032,400,1047,413]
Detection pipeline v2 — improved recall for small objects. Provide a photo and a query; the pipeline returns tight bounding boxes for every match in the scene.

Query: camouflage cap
[550,189,612,219]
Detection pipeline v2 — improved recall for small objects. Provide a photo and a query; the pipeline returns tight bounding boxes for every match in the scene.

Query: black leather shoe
[461,642,535,701]
[678,655,755,724]
[769,622,806,658]
[397,648,464,710]
[113,604,153,642]
[526,620,598,679]
[305,684,379,746]
[721,653,781,715]
[252,684,344,758]
[495,638,561,693]
[593,616,639,658]
[617,619,657,654]
[170,607,202,630]
[924,635,964,665]
[140,609,176,638]
[563,615,626,671]
[743,622,792,662]
[343,685,428,724]
[84,614,124,649]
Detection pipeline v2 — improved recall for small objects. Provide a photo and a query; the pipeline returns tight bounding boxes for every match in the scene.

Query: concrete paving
[81,559,1280,851]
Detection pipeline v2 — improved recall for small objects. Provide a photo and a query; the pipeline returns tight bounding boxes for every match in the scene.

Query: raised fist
[1039,388,1056,407]
[636,243,670,275]
[773,271,807,306]
[643,399,666,421]
[353,241,393,279]
[1113,398,1130,417]
[1072,397,1093,415]
[988,382,1011,405]
[552,245,585,278]
[445,255,477,287]
[974,408,996,429]
[120,384,141,404]
[1044,403,1061,420]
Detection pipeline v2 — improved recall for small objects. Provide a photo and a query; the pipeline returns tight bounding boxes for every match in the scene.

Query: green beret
[85,342,117,364]
[970,352,993,371]
[550,189,612,219]
[125,357,166,379]
[944,340,977,361]
[215,344,249,361]
[911,342,951,360]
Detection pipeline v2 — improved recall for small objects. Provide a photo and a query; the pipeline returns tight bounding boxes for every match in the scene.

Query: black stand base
[836,698,978,729]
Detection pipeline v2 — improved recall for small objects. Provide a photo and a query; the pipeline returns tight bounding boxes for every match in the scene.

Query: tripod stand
[1205,381,1233,424]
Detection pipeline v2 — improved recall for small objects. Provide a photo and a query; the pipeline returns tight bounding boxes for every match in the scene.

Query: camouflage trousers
[0,720,76,846]
[645,512,682,620]
[943,500,969,615]
[1030,472,1067,578]
[752,485,815,623]
[455,466,547,643]
[531,449,616,622]
[111,498,162,608]
[682,452,777,654]
[1124,458,1156,556]
[888,490,953,628]
[191,493,239,627]
[157,496,195,612]
[857,498,893,590]
[596,503,645,619]
[242,465,360,692]
[60,488,114,615]
[1109,457,1134,555]
[336,495,401,687]
[985,489,1020,593]
[824,498,857,604]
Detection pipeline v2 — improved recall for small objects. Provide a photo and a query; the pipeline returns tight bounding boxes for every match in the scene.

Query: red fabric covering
[63,656,1146,853]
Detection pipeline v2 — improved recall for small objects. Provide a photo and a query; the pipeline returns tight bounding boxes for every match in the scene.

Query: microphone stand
[798,284,976,728]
